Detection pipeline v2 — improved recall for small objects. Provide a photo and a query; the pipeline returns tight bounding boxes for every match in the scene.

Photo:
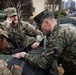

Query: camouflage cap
[4,7,17,17]
[33,10,54,28]
[0,29,8,38]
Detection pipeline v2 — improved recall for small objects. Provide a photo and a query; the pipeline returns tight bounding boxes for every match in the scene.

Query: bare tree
[45,0,58,12]
[0,0,33,21]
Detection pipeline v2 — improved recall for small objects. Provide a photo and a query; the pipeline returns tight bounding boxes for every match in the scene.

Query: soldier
[0,28,22,75]
[2,7,43,50]
[12,10,76,75]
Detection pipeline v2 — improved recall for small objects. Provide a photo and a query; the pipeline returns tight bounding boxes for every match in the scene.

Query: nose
[14,16,18,20]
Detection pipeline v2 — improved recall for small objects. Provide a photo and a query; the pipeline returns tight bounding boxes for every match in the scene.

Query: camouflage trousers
[63,61,76,75]
[58,57,76,75]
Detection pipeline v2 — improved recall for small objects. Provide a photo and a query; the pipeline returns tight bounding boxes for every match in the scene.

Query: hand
[57,66,65,75]
[31,42,39,48]
[12,52,26,58]
[11,65,22,75]
[6,17,12,24]
[12,65,22,70]
[6,17,12,28]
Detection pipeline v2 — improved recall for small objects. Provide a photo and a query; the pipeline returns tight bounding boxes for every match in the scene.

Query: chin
[43,32,49,35]
[43,31,50,35]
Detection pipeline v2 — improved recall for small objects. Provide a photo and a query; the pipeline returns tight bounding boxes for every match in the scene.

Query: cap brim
[0,33,9,38]
[11,13,17,16]
[3,34,9,38]
[0,30,9,38]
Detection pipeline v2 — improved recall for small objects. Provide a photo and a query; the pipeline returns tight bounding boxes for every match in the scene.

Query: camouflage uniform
[2,7,43,51]
[23,11,76,75]
[0,29,22,75]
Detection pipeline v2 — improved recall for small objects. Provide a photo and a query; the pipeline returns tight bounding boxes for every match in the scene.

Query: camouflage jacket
[24,24,76,69]
[1,20,43,50]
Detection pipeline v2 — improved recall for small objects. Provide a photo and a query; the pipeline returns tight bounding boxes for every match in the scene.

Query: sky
[63,0,76,2]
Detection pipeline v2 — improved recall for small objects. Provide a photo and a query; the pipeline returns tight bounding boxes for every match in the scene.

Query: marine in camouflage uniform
[12,10,76,75]
[0,28,22,75]
[1,7,43,53]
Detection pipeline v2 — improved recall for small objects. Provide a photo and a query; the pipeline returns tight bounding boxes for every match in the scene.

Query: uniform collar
[53,25,57,32]
[47,25,57,37]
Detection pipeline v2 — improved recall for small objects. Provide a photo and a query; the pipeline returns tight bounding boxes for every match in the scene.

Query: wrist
[24,53,28,58]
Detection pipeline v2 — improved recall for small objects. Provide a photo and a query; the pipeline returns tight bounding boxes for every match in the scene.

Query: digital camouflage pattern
[24,24,76,75]
[1,20,43,50]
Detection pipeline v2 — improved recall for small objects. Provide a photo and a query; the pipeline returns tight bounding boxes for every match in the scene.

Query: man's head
[34,10,57,34]
[0,29,8,50]
[4,7,18,25]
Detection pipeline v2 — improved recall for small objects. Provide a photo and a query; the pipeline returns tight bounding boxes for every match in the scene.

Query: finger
[31,44,34,48]
[14,65,22,70]
[12,54,17,57]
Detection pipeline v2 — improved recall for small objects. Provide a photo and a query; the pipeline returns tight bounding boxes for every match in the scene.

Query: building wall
[68,0,72,8]
[31,0,58,18]
[32,0,45,17]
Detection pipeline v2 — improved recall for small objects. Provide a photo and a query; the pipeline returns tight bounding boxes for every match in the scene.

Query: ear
[45,19,50,26]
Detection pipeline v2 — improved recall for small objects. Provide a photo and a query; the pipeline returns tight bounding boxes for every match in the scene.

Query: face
[41,18,57,34]
[10,15,18,25]
[41,19,51,34]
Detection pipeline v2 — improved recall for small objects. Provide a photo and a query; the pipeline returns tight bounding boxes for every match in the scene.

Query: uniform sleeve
[24,27,66,69]
[23,22,44,42]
